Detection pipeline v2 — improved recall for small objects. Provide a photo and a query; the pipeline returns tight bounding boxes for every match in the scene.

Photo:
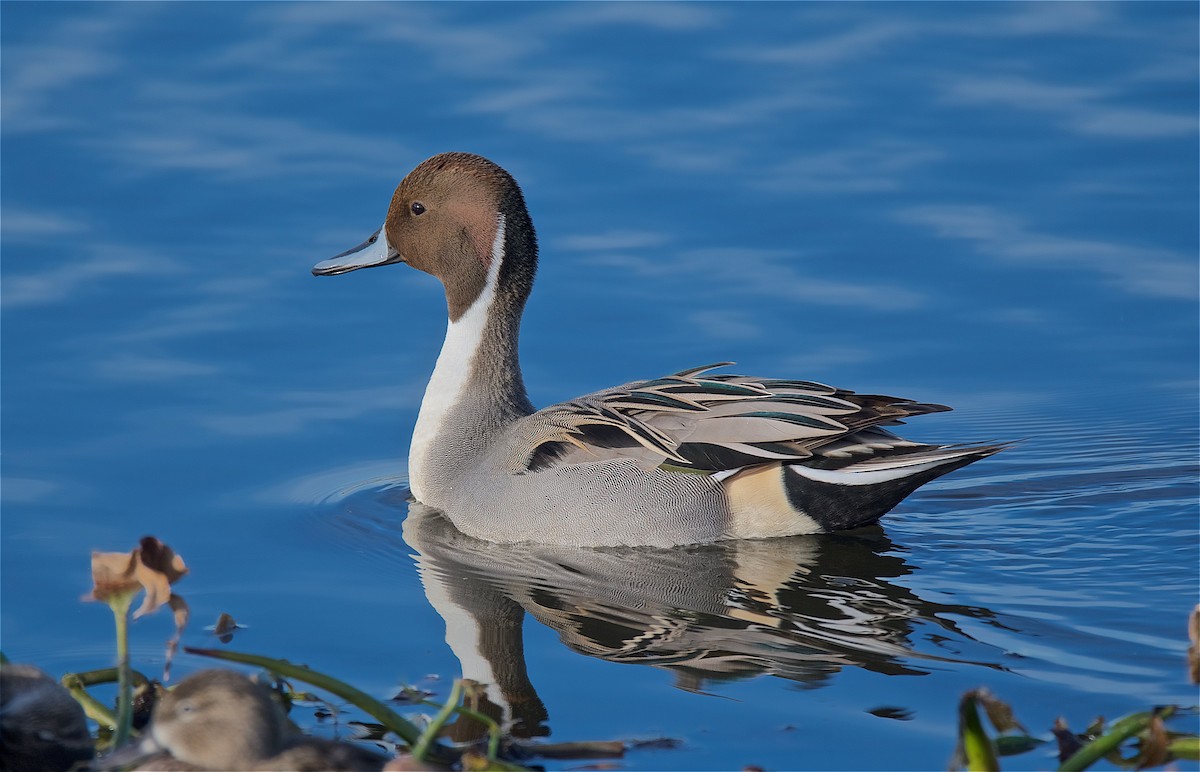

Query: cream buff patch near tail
[721,462,822,539]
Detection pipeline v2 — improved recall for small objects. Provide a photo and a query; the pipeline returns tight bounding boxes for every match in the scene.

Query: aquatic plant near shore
[82,536,188,748]
[6,537,1196,769]
[953,687,1199,771]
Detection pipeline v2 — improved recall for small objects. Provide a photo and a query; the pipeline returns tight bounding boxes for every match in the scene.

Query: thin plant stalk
[413,680,463,762]
[958,690,999,772]
[418,695,503,760]
[1059,707,1177,772]
[110,593,136,748]
[61,674,118,729]
[61,667,150,689]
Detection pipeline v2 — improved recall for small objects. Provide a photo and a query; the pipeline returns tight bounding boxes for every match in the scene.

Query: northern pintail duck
[314,153,1003,547]
[104,669,386,771]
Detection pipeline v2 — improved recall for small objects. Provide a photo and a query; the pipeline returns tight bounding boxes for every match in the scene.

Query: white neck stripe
[408,214,506,500]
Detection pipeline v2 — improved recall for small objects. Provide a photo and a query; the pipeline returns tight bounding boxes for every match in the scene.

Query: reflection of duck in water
[400,501,1001,741]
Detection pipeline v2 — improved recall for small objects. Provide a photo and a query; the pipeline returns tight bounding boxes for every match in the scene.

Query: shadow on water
[327,487,1008,742]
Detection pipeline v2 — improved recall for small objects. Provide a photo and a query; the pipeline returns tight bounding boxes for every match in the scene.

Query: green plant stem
[111,594,136,748]
[61,673,118,729]
[62,667,151,688]
[958,690,1000,772]
[1169,735,1200,760]
[419,697,503,760]
[1059,707,1177,772]
[413,680,462,762]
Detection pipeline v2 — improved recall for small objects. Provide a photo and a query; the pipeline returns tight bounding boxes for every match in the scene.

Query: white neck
[409,215,506,501]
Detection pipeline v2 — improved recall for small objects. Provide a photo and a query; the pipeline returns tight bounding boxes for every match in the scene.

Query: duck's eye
[411,202,426,216]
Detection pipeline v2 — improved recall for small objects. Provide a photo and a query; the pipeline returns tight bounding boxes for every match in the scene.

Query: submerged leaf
[628,738,682,750]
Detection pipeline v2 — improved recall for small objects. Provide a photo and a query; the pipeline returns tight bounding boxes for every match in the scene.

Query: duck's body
[315,152,1002,547]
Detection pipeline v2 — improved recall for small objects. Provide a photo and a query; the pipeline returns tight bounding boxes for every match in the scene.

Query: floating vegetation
[952,687,1198,771]
[204,612,245,644]
[0,536,1194,771]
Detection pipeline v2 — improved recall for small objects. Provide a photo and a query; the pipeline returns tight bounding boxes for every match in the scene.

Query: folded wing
[510,363,960,474]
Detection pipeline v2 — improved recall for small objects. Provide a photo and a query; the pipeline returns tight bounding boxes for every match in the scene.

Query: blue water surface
[3,3,1197,769]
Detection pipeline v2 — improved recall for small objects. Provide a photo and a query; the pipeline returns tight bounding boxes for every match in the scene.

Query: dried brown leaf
[85,536,188,617]
[86,551,140,603]
[979,689,1027,734]
[1134,715,1171,770]
[132,537,188,619]
[629,738,682,750]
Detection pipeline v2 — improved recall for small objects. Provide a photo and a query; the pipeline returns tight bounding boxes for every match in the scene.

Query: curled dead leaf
[85,536,188,615]
[978,689,1027,734]
[132,536,188,619]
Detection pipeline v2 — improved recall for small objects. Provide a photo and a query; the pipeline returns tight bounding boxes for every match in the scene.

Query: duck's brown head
[314,152,538,322]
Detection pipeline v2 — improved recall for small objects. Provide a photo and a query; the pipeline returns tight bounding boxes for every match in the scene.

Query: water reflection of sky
[3,3,1197,769]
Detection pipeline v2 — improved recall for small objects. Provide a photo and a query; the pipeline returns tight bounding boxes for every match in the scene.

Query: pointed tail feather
[782,443,1006,531]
